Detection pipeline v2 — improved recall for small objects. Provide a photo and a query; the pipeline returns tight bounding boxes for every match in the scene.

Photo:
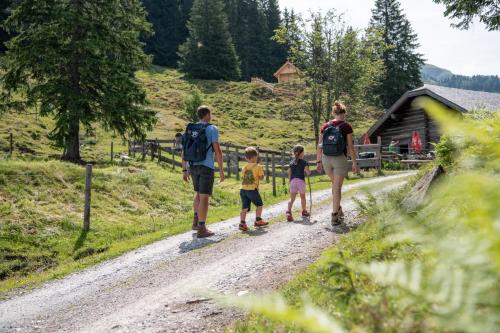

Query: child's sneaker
[239,223,249,232]
[254,219,269,227]
[301,210,310,217]
[286,211,294,222]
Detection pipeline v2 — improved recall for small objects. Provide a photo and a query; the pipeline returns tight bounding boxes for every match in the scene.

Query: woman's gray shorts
[322,154,349,178]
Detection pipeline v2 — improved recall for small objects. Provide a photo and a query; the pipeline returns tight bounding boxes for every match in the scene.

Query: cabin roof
[273,60,299,78]
[366,84,500,137]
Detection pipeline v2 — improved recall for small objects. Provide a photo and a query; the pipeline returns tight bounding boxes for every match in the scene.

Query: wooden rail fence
[128,136,384,196]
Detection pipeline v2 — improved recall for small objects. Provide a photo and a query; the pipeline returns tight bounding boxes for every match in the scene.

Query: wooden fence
[250,78,296,97]
[128,136,383,196]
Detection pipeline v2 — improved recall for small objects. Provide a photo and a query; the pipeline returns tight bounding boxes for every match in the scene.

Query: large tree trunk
[62,0,82,163]
[62,121,81,162]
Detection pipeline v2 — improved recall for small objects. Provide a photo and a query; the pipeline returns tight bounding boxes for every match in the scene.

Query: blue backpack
[182,123,212,163]
[322,123,345,156]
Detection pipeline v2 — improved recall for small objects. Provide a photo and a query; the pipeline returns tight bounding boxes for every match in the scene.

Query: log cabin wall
[369,98,455,151]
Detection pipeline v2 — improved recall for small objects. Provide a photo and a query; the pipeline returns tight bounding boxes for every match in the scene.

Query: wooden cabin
[365,85,500,153]
[273,60,300,83]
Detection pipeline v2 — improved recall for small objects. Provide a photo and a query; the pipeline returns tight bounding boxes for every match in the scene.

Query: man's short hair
[245,147,258,159]
[197,105,211,119]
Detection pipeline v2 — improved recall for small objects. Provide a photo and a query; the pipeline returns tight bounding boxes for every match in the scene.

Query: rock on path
[0,172,415,333]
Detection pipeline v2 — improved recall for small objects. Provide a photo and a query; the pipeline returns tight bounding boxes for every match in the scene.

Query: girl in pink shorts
[286,145,311,221]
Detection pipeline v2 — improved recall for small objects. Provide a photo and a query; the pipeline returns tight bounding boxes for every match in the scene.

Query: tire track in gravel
[0,172,416,333]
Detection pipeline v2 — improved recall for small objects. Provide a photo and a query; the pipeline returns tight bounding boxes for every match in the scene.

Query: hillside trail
[0,172,416,333]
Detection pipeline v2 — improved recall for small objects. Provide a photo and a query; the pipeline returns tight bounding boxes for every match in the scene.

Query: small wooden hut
[273,60,300,83]
[365,85,500,153]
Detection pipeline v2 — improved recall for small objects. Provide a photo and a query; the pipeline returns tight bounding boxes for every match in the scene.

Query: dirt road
[0,172,415,333]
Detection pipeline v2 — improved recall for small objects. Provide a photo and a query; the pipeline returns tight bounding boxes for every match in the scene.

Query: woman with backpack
[316,101,359,225]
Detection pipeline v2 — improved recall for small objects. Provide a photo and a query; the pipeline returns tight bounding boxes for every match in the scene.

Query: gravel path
[0,172,415,333]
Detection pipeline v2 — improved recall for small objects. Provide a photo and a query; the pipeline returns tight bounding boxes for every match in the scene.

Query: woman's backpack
[182,123,212,163]
[322,123,345,156]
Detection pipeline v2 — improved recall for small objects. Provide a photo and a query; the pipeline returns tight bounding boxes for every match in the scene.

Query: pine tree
[370,0,424,108]
[0,0,14,53]
[264,0,287,80]
[0,0,156,162]
[142,0,192,67]
[179,0,240,80]
[223,0,271,80]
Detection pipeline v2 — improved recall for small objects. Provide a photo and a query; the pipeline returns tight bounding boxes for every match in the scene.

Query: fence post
[226,145,231,178]
[141,141,146,161]
[128,140,131,157]
[9,133,13,157]
[235,148,240,181]
[83,164,92,231]
[281,149,286,187]
[172,140,176,170]
[110,141,114,162]
[150,140,155,161]
[271,153,276,196]
[377,136,382,172]
[265,152,270,183]
[158,143,162,164]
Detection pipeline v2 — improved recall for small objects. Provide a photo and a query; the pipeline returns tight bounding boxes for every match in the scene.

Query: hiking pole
[307,173,313,221]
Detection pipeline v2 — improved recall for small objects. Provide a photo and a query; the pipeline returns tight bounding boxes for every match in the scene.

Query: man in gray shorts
[182,106,225,238]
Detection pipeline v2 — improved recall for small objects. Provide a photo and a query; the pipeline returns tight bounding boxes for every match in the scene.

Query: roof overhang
[366,88,467,138]
[273,61,300,78]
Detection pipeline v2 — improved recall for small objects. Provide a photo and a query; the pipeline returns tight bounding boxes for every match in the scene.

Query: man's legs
[193,192,200,214]
[197,193,210,225]
[192,193,200,230]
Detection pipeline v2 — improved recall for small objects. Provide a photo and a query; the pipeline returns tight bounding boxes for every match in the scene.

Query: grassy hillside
[1,67,377,161]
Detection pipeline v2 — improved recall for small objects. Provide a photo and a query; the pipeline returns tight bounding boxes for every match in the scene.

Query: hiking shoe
[239,223,249,232]
[331,212,341,226]
[254,219,269,227]
[197,226,215,238]
[301,210,310,217]
[338,206,344,217]
[338,206,345,222]
[286,211,294,222]
[192,215,199,230]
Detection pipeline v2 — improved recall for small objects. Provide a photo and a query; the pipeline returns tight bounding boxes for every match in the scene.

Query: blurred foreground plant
[222,100,499,333]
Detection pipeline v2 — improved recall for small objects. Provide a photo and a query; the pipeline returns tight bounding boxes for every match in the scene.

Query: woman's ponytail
[332,101,346,115]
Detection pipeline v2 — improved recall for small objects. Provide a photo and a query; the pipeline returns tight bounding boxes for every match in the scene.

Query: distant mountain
[421,64,500,93]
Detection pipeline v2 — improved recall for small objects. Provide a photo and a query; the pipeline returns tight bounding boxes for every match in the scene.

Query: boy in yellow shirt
[239,147,269,231]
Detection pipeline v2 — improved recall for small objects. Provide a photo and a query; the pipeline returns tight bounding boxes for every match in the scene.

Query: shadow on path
[178,234,220,253]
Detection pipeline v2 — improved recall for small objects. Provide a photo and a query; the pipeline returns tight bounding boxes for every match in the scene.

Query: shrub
[183,87,203,123]
[433,135,456,167]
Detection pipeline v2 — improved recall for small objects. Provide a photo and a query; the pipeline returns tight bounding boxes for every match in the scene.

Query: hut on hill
[365,84,500,153]
[273,60,300,83]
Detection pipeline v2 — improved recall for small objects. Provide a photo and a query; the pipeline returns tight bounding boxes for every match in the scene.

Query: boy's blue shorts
[240,189,263,210]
